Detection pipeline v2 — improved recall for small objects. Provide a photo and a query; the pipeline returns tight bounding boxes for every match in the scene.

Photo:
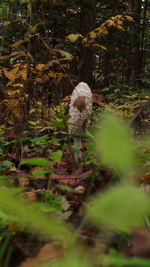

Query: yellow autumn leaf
[29,108,36,114]
[117,20,123,25]
[66,33,83,42]
[105,20,115,27]
[28,25,37,33]
[96,26,109,35]
[113,17,119,23]
[99,45,108,50]
[11,40,25,47]
[36,64,45,71]
[93,44,107,50]
[12,66,19,75]
[12,83,24,87]
[51,0,58,6]
[3,21,11,27]
[3,68,16,81]
[116,25,123,30]
[19,69,27,81]
[10,51,25,57]
[24,25,38,40]
[90,31,97,39]
[6,81,13,87]
[0,55,10,60]
[54,49,72,59]
[13,63,20,67]
[7,90,20,96]
[59,57,72,62]
[116,15,122,20]
[37,101,43,106]
[82,37,88,44]
[48,72,57,78]
[35,78,42,82]
[126,16,134,22]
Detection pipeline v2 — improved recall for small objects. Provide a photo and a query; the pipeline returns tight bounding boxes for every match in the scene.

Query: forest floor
[0,90,150,267]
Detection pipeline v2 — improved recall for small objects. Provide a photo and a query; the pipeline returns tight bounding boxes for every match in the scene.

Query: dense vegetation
[0,0,150,266]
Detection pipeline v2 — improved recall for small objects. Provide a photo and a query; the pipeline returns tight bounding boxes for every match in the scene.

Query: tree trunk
[132,0,143,88]
[77,0,96,87]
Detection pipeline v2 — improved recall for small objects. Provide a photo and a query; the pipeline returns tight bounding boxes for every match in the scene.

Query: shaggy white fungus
[68,82,93,160]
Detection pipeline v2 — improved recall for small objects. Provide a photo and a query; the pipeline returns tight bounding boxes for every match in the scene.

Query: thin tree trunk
[141,0,148,77]
[132,0,143,88]
[77,0,96,87]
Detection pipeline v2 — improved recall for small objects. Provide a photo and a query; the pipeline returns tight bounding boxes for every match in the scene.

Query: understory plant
[0,112,149,266]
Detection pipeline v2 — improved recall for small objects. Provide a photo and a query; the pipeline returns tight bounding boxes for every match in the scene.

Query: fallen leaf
[19,243,63,267]
[51,169,92,185]
[3,68,16,81]
[23,191,37,202]
[74,186,85,193]
[129,227,150,258]
[92,92,104,104]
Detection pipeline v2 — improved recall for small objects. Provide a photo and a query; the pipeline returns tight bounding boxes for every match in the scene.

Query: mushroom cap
[68,82,92,135]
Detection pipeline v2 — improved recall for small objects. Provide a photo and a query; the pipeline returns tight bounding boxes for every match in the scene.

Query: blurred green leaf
[0,176,11,187]
[2,160,13,168]
[0,187,73,245]
[88,184,150,233]
[53,250,92,267]
[103,252,150,267]
[95,112,135,179]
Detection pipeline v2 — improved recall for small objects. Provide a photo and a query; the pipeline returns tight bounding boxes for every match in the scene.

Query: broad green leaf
[50,150,63,162]
[88,184,149,233]
[31,135,49,145]
[2,160,13,168]
[20,157,50,167]
[95,112,135,179]
[32,169,50,175]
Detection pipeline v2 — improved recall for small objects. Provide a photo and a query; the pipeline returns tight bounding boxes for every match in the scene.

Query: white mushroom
[68,82,93,161]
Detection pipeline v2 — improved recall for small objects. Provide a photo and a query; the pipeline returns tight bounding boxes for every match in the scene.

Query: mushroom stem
[73,137,82,162]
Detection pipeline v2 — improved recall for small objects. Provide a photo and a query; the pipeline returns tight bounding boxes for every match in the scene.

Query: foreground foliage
[0,106,150,266]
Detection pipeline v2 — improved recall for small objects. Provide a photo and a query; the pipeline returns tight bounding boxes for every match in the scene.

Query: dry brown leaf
[19,176,30,187]
[130,227,150,258]
[51,169,92,182]
[92,93,104,104]
[36,64,45,71]
[19,69,27,80]
[3,68,16,81]
[11,66,20,75]
[19,243,63,267]
[23,191,37,202]
[74,186,85,193]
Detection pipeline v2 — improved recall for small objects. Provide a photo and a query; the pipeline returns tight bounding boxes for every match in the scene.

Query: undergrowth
[0,95,150,266]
